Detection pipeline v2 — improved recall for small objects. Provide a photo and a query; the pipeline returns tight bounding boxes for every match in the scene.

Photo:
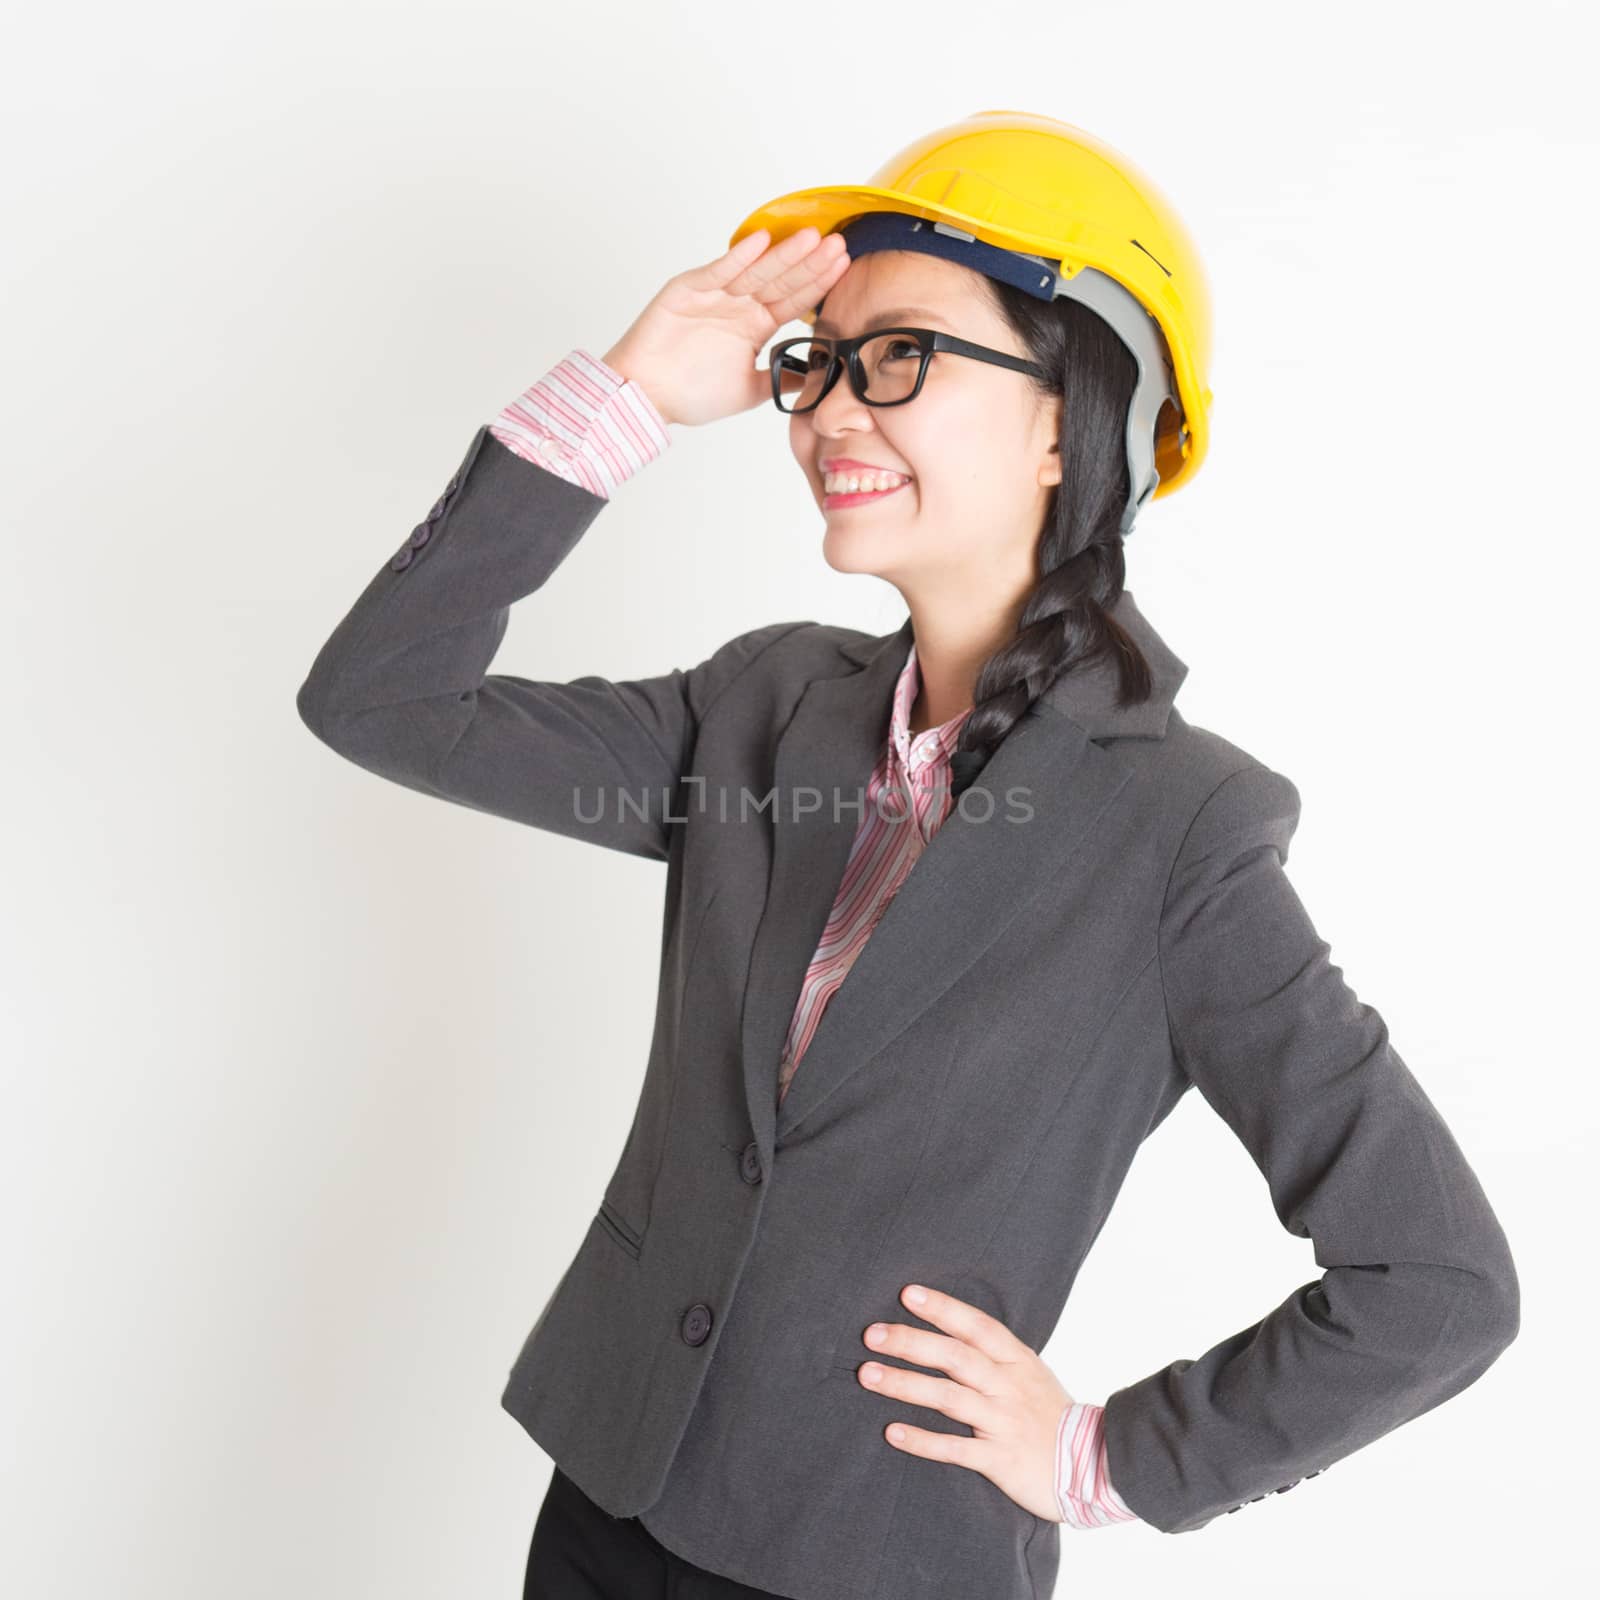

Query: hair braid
[947,284,1156,800]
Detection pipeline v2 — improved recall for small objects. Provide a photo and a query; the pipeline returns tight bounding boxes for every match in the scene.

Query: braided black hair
[946,278,1159,800]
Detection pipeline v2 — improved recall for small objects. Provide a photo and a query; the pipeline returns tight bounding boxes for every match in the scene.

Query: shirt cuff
[1055,1400,1141,1528]
[488,347,671,501]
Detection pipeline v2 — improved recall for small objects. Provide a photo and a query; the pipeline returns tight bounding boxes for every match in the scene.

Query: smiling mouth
[823,480,912,509]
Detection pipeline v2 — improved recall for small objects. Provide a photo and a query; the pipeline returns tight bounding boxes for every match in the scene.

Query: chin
[818,519,912,578]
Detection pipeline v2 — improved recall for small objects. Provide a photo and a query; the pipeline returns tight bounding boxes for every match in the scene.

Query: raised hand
[601,226,850,429]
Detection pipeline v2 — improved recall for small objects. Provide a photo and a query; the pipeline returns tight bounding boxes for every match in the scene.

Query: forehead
[812,250,989,336]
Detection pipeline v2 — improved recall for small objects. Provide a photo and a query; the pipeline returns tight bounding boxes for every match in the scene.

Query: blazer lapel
[738,620,909,1154]
[739,591,1189,1148]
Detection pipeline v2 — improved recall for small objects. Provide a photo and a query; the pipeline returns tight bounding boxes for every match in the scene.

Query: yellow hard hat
[729,109,1214,525]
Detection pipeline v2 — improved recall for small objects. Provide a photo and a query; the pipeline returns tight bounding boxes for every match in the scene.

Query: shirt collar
[888,639,972,773]
[840,589,1189,742]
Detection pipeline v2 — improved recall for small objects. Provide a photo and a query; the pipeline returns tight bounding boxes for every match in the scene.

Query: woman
[297,113,1519,1600]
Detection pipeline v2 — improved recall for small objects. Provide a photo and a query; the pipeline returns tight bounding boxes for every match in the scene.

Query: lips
[821,457,908,476]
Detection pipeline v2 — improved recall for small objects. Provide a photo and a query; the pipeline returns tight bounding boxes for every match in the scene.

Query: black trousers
[523,1465,793,1599]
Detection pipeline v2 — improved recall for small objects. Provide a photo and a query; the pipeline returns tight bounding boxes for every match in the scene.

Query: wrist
[599,346,673,426]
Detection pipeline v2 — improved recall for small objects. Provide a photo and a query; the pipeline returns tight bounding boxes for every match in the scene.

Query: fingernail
[905,1285,927,1305]
[862,1364,881,1384]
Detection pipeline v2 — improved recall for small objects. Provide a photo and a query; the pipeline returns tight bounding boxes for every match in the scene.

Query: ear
[1036,396,1064,488]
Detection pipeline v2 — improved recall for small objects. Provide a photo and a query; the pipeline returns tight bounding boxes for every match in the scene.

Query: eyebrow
[811,306,952,336]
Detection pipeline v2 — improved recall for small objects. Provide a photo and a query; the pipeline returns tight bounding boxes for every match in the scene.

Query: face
[789,250,1062,611]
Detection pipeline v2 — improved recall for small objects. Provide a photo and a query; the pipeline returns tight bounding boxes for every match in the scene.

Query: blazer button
[680,1303,713,1346]
[390,546,414,572]
[408,522,432,548]
[739,1141,763,1184]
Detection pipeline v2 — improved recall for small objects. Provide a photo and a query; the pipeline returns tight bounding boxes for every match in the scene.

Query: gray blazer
[297,424,1519,1600]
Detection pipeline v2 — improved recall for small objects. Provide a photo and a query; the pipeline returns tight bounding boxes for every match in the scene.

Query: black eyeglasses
[768,326,1051,414]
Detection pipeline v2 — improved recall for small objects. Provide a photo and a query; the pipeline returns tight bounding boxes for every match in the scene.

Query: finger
[761,238,850,326]
[882,1420,987,1472]
[756,225,844,283]
[687,225,799,295]
[870,1324,1001,1393]
[901,1283,1025,1366]
[717,224,829,303]
[857,1359,995,1431]
[691,227,772,289]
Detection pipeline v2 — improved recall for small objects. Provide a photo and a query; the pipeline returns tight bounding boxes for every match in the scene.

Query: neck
[905,598,1020,732]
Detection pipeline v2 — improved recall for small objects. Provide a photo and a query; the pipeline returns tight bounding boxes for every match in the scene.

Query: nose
[808,355,873,435]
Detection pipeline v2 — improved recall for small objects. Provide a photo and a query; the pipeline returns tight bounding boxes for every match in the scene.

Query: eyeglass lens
[774,334,926,413]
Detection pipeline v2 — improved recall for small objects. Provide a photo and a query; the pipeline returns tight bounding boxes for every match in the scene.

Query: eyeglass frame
[767,326,1053,414]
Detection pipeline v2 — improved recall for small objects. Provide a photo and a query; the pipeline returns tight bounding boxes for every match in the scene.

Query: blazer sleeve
[1100,762,1520,1533]
[295,421,808,861]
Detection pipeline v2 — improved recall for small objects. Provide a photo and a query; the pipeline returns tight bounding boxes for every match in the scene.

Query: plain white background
[5,2,1596,1595]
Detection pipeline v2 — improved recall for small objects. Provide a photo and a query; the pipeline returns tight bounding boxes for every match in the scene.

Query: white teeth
[823,470,908,494]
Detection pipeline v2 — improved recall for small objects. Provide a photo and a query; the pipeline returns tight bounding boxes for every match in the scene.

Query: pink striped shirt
[489,351,1139,1531]
[774,628,969,1104]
